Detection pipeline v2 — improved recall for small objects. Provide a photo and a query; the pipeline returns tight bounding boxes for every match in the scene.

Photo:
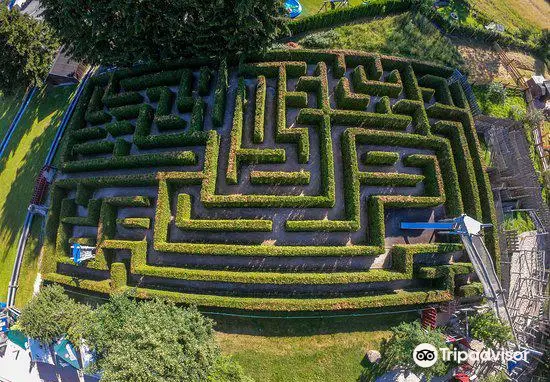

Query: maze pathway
[41,50,498,311]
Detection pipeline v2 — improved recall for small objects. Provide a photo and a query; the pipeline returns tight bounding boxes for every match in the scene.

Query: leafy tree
[19,288,251,381]
[17,285,91,344]
[469,311,513,348]
[0,7,59,94]
[363,320,451,381]
[39,0,288,66]
[82,294,221,382]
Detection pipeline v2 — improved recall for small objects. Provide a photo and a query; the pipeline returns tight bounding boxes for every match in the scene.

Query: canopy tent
[54,338,81,369]
[29,338,55,365]
[7,329,28,350]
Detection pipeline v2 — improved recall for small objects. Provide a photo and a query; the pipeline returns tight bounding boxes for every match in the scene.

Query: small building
[47,50,89,85]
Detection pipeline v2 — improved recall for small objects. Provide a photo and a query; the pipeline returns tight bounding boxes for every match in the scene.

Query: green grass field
[0,84,76,304]
[298,0,364,18]
[298,12,464,69]
[215,313,416,382]
[0,89,24,142]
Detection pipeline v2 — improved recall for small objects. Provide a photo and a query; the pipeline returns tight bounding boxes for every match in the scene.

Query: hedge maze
[41,50,496,311]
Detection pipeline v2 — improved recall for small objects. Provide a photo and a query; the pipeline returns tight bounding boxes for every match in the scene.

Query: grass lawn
[298,12,465,69]
[214,312,416,382]
[0,84,76,304]
[473,0,550,33]
[297,0,364,18]
[0,89,24,142]
[472,85,527,119]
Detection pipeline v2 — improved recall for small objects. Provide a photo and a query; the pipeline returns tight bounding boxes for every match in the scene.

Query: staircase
[448,69,482,116]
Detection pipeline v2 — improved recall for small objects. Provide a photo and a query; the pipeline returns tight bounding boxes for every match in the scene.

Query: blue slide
[285,0,303,19]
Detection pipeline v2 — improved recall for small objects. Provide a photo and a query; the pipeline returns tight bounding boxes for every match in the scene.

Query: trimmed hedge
[105,121,134,137]
[72,140,114,156]
[120,69,184,91]
[362,150,399,165]
[198,66,211,96]
[250,170,310,185]
[110,104,142,120]
[117,218,150,230]
[113,139,132,157]
[335,77,370,110]
[254,75,266,143]
[103,91,143,108]
[62,151,196,172]
[212,60,228,127]
[71,126,108,142]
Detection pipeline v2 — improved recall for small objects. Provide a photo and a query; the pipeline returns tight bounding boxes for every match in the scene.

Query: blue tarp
[7,329,28,350]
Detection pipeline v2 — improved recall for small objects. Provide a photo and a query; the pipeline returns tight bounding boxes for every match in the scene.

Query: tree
[469,311,513,348]
[19,288,251,381]
[17,285,91,344]
[0,7,59,94]
[39,0,288,66]
[364,320,451,381]
[81,294,221,382]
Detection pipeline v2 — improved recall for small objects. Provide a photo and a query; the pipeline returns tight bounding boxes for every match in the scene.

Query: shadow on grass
[0,88,25,139]
[0,84,75,264]
[210,310,418,337]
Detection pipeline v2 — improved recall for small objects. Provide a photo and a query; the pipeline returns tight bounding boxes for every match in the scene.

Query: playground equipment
[71,244,96,265]
[401,214,517,342]
[285,0,302,19]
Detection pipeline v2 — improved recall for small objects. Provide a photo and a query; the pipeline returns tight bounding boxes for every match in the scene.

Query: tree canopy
[0,6,59,94]
[39,0,288,66]
[17,286,250,382]
[17,285,91,344]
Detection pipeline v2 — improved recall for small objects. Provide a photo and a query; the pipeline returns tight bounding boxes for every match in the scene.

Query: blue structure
[285,0,303,19]
[400,221,457,231]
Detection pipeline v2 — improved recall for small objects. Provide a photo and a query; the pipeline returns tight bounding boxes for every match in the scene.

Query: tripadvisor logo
[412,343,529,368]
[413,343,439,368]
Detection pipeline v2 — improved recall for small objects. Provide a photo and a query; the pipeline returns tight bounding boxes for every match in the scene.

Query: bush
[105,120,134,136]
[470,311,513,347]
[62,151,196,172]
[198,66,211,96]
[110,104,142,120]
[72,140,114,156]
[212,60,228,127]
[362,150,399,165]
[487,82,506,104]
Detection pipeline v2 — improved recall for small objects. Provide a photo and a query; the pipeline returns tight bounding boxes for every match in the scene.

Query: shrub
[113,139,132,157]
[156,115,187,131]
[62,151,196,172]
[487,82,506,104]
[110,104,142,120]
[362,151,399,165]
[72,140,114,156]
[120,69,183,91]
[250,170,310,185]
[105,120,134,136]
[470,311,513,347]
[102,91,143,108]
[212,60,228,127]
[254,76,266,143]
[198,66,211,96]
